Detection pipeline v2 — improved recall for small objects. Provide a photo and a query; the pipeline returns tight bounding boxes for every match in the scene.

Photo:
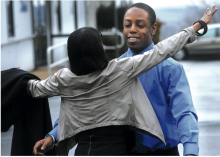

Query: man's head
[123,3,157,54]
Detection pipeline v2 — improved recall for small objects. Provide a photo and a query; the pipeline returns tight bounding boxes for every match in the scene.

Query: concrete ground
[1,58,220,156]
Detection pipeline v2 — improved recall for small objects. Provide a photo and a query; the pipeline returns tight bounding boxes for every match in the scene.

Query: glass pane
[200,28,216,38]
[218,28,220,37]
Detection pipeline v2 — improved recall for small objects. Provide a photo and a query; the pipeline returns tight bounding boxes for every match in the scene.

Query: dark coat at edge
[1,68,57,156]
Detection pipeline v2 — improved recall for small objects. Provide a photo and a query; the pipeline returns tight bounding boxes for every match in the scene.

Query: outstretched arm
[121,5,218,79]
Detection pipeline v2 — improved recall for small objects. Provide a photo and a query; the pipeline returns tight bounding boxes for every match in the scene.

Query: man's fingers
[35,152,45,156]
[41,136,53,151]
[33,141,42,153]
[205,8,209,15]
[41,139,51,150]
[41,143,47,150]
[210,5,218,16]
[211,5,216,12]
[33,140,45,155]
[213,8,218,15]
[33,137,53,155]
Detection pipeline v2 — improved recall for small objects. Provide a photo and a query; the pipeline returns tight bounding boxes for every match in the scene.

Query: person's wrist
[193,22,202,31]
[45,134,56,149]
[193,20,207,36]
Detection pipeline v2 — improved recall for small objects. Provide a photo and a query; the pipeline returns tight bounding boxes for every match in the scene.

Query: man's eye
[124,24,130,28]
[138,25,144,28]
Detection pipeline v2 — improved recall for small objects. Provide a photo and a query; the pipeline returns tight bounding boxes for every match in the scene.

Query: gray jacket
[28,27,195,155]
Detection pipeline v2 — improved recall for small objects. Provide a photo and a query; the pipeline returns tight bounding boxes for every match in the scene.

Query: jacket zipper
[88,130,94,155]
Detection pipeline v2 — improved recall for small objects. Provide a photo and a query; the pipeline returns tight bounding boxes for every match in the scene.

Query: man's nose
[130,24,137,33]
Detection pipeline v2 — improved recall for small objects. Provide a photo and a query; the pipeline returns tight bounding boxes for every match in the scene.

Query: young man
[119,3,198,155]
[33,3,218,156]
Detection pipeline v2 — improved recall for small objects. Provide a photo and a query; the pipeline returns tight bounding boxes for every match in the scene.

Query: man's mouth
[128,37,138,42]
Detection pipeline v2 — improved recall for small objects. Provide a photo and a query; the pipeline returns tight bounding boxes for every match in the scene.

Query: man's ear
[151,23,157,35]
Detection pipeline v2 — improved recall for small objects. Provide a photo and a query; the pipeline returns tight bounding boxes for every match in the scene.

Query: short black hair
[67,27,109,76]
[127,3,156,26]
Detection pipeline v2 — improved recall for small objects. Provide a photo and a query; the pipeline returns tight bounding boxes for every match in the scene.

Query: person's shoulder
[55,68,75,77]
[154,58,184,75]
[155,58,185,78]
[159,57,183,69]
[62,68,72,73]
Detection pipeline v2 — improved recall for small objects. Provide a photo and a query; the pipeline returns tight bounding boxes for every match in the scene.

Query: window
[217,28,220,37]
[200,28,216,38]
[7,1,14,37]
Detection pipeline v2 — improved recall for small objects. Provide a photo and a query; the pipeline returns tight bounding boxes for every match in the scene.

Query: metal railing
[47,30,125,76]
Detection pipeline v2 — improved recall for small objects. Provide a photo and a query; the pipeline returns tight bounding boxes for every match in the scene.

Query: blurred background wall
[1,1,34,71]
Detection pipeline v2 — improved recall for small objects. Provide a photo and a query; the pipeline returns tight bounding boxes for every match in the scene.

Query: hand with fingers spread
[201,5,218,24]
[33,136,53,156]
[193,5,218,32]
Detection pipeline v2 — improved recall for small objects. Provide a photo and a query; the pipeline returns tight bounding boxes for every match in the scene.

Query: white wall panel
[61,1,75,33]
[1,40,34,71]
[1,1,35,71]
[77,1,86,28]
[13,1,32,39]
[51,1,58,34]
[1,1,8,43]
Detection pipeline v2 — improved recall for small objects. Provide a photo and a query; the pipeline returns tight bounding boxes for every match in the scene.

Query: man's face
[123,7,156,54]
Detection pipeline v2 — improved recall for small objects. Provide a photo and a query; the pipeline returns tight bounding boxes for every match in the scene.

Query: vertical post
[114,1,119,57]
[47,48,52,76]
[30,1,37,69]
[57,1,62,33]
[37,1,43,63]
[46,1,52,76]
[45,1,51,49]
[7,1,15,37]
[74,1,78,30]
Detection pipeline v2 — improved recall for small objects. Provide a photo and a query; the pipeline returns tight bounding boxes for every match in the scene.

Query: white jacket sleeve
[27,70,61,98]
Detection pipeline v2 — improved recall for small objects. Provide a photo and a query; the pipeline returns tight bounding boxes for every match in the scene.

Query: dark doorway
[31,1,47,69]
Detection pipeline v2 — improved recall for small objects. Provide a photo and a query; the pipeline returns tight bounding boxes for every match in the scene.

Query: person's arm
[47,118,59,141]
[33,119,59,155]
[119,6,217,79]
[164,65,198,156]
[27,69,62,98]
